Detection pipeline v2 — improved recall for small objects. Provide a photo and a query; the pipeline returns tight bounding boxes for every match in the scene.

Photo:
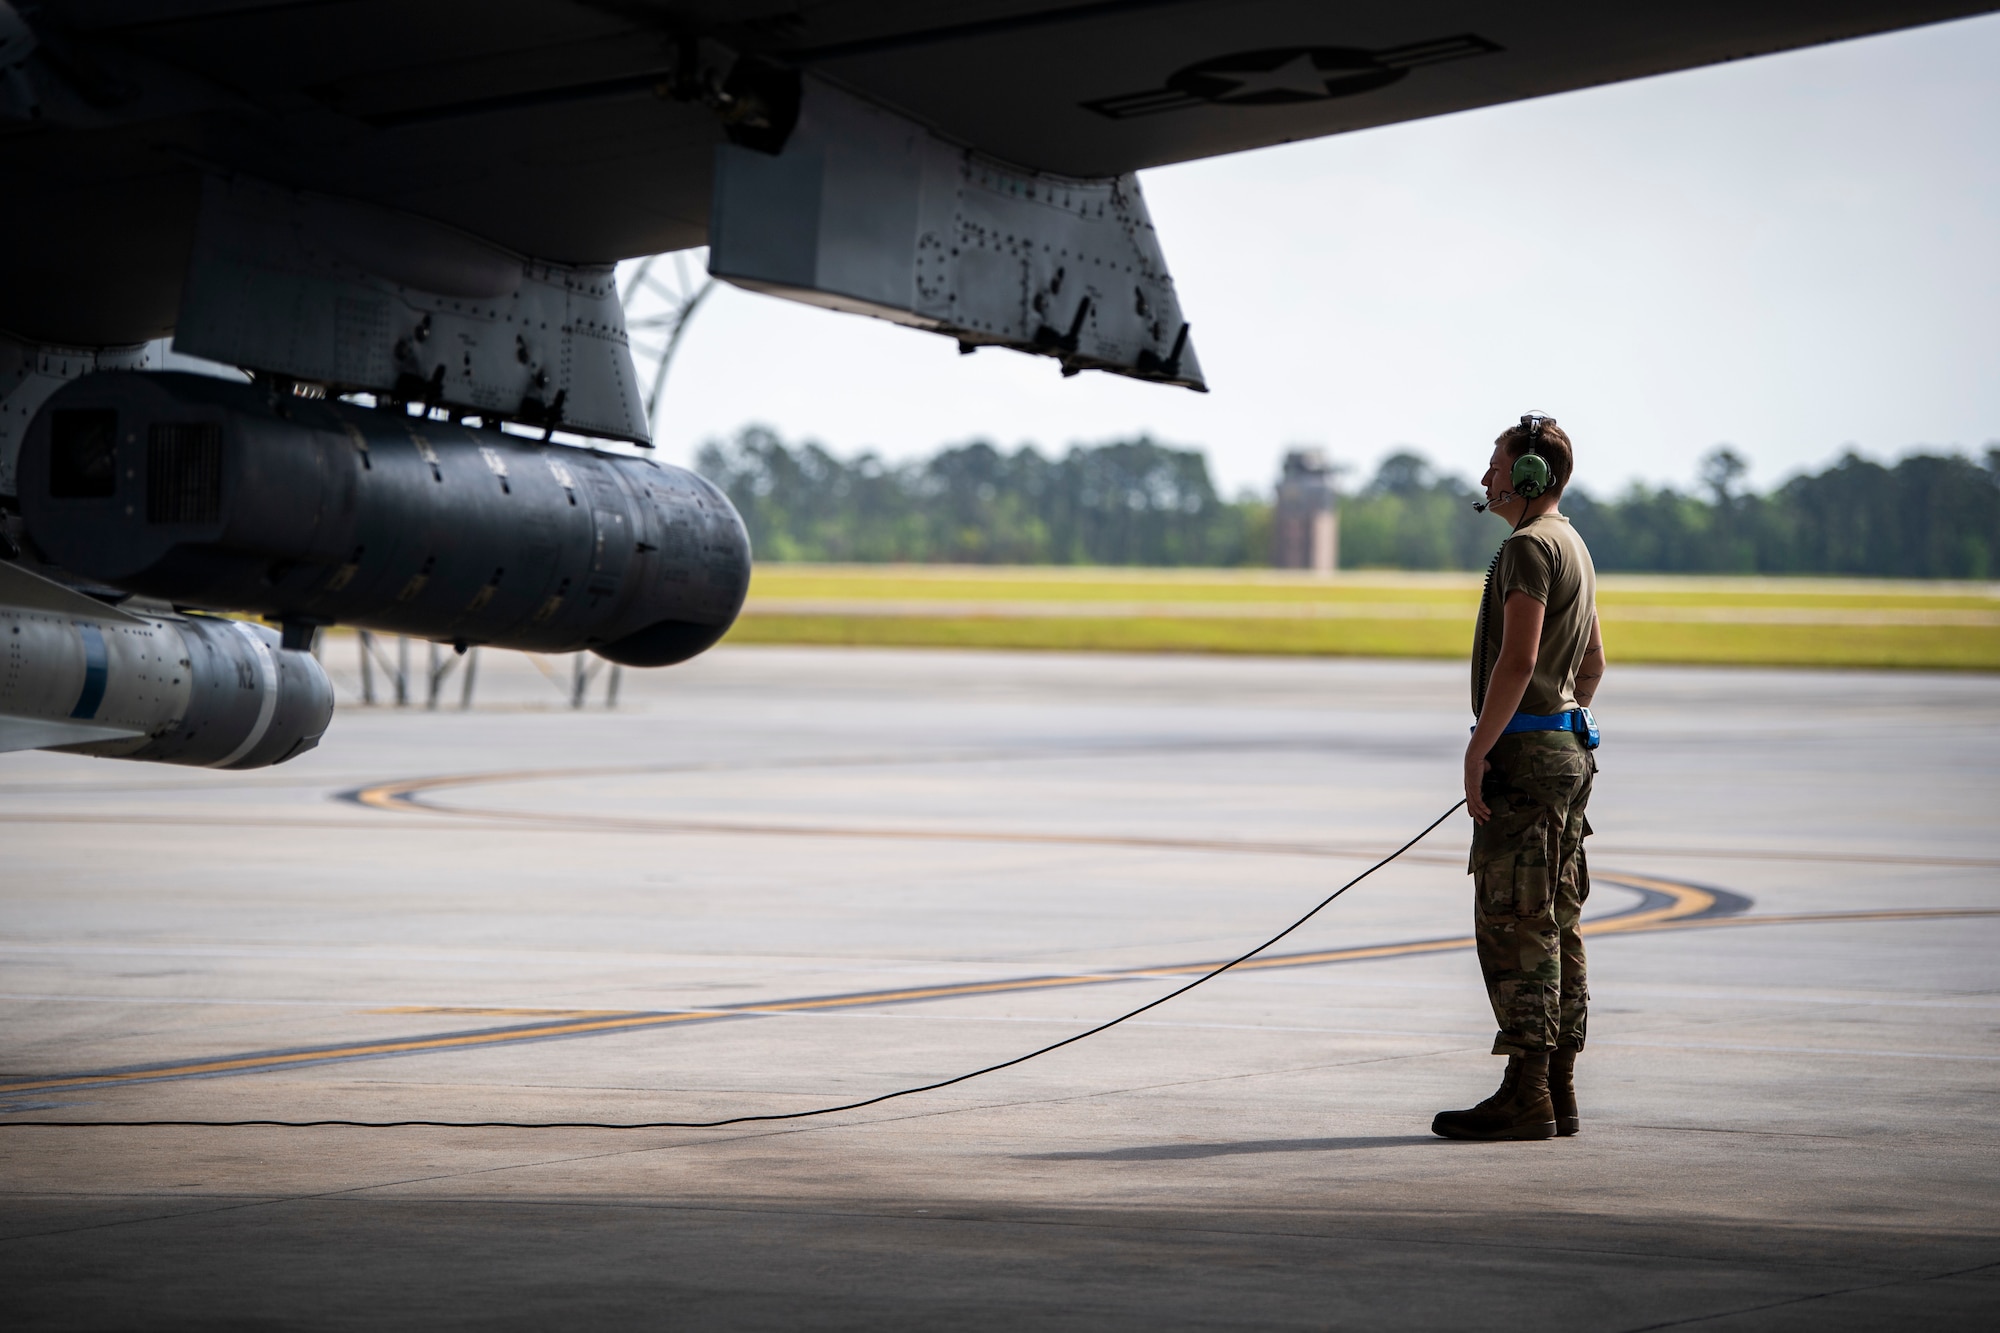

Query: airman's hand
[1464,749,1492,823]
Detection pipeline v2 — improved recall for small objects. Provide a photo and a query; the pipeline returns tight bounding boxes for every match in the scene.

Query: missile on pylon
[0,559,332,768]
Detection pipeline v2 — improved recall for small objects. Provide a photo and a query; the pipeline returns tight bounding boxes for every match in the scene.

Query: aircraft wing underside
[2,1,1992,347]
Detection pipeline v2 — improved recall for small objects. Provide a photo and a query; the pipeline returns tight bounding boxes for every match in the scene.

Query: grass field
[729,565,2000,670]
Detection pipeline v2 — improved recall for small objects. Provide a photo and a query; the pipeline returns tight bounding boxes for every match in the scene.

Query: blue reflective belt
[1499,708,1599,748]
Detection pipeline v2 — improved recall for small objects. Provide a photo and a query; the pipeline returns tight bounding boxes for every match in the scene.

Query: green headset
[1511,413,1556,501]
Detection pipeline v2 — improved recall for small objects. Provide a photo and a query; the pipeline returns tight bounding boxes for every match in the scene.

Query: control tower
[1272,449,1339,573]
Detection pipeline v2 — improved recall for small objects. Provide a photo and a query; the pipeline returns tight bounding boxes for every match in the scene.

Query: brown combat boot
[1550,1047,1579,1136]
[1431,1053,1557,1141]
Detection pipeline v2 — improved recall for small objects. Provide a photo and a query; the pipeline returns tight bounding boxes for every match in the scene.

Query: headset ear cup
[1512,452,1553,500]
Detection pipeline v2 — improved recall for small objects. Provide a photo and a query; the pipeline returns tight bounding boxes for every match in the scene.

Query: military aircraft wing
[2,2,1991,347]
[739,1,1993,179]
[0,1,1989,765]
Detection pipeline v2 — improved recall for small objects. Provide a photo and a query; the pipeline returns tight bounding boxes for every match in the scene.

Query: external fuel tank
[17,373,751,665]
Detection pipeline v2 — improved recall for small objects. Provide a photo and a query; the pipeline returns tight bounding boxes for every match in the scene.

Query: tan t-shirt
[1471,512,1598,717]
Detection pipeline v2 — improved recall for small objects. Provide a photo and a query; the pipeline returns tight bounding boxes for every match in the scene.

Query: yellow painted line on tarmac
[365,1007,631,1017]
[347,770,1498,869]
[13,754,1995,1106]
[8,900,1994,1099]
[1606,906,2000,934]
[349,770,2000,871]
[1184,873,1716,974]
[0,981,1142,1095]
[11,892,1984,1096]
[16,793,1998,872]
[11,897,1990,1097]
[0,874,1712,1098]
[1576,874,1717,935]
[352,766,642,811]
[352,772,1412,860]
[0,1012,736,1094]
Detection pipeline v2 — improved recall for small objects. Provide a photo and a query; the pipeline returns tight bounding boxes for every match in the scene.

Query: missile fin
[0,561,147,625]
[0,713,145,754]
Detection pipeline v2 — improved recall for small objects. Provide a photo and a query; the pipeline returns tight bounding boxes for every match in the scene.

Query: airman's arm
[1465,591,1545,823]
[1575,614,1605,708]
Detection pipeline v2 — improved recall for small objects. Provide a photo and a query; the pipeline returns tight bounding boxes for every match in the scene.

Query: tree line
[696,427,2000,579]
[697,428,1267,566]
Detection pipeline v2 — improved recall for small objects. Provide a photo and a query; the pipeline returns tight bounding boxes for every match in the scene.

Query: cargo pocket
[1512,855,1552,918]
[1470,788,1534,873]
[1476,854,1518,914]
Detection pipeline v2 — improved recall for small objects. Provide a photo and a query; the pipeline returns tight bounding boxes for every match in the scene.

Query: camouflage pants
[1470,731,1595,1055]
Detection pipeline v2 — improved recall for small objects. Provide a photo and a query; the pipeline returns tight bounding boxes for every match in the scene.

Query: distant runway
[2,648,1996,1329]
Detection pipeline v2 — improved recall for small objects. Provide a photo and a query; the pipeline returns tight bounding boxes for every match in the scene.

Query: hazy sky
[635,13,2000,498]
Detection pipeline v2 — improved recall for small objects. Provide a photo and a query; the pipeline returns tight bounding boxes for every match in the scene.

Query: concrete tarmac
[2,646,1996,1330]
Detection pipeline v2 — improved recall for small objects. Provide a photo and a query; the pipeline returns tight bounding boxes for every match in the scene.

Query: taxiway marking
[3,894,1994,1099]
[342,768,2000,870]
[2,873,1714,1097]
[7,766,1993,1102]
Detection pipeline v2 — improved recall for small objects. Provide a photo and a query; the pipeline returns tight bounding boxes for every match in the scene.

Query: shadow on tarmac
[1022,1134,1439,1160]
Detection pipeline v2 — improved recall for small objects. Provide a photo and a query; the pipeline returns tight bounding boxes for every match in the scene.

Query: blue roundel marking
[69,623,108,720]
